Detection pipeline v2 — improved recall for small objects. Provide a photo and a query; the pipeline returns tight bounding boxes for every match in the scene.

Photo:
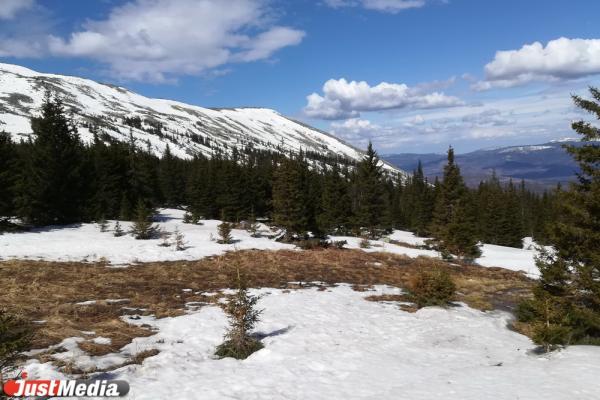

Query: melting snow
[0,209,541,276]
[22,285,600,399]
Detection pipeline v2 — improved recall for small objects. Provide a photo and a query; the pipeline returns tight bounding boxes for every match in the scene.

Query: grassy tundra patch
[0,249,533,367]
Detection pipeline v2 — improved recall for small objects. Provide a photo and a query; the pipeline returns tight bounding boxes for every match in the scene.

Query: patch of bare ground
[0,249,533,368]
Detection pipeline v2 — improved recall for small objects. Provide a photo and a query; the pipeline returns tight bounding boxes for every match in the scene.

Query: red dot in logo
[3,380,19,396]
[20,372,28,380]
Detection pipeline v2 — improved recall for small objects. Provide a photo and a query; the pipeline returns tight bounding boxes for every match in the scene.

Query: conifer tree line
[0,95,557,251]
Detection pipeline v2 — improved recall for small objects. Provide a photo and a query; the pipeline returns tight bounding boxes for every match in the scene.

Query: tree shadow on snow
[12,223,84,234]
[252,326,293,340]
[153,214,180,223]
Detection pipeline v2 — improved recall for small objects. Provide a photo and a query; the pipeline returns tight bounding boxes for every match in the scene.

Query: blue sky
[1,0,599,153]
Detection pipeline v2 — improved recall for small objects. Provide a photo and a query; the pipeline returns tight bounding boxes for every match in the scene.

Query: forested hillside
[1,96,558,250]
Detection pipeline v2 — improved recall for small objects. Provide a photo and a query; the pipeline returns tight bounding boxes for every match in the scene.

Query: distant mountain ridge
[384,140,588,190]
[0,63,404,176]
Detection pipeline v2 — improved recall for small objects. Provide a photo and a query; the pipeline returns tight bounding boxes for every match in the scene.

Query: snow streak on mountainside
[0,63,403,175]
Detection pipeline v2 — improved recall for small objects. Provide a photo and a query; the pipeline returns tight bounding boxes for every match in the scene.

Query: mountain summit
[0,63,402,175]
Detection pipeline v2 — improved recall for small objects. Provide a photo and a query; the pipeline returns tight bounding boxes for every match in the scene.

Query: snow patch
[21,285,600,399]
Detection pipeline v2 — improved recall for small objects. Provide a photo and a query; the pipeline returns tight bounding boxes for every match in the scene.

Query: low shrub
[217,221,233,244]
[331,240,347,249]
[0,309,33,385]
[408,268,456,308]
[297,239,330,250]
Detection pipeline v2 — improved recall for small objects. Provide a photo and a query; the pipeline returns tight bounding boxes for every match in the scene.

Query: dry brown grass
[0,249,533,362]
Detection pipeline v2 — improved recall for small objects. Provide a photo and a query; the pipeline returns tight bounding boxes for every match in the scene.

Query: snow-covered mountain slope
[0,63,403,175]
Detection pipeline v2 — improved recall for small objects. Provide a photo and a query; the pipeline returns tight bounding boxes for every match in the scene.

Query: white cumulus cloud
[2,0,304,82]
[474,37,600,90]
[324,0,426,13]
[329,118,402,149]
[304,78,463,120]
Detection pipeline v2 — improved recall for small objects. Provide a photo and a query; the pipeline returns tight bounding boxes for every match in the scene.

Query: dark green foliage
[215,269,263,360]
[391,161,436,236]
[444,193,481,261]
[429,147,481,261]
[246,209,260,238]
[297,238,331,250]
[477,174,524,247]
[217,220,233,244]
[113,221,125,237]
[518,87,600,351]
[0,95,558,258]
[352,142,386,238]
[97,216,109,232]
[159,145,185,208]
[183,211,201,225]
[0,309,33,381]
[331,240,347,249]
[126,131,159,211]
[119,194,133,221]
[130,200,157,240]
[318,163,351,234]
[359,237,371,249]
[408,268,456,308]
[88,136,128,220]
[16,95,86,225]
[272,156,309,239]
[0,132,16,224]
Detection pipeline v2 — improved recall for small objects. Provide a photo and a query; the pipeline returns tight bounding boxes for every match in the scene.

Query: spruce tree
[218,220,233,244]
[353,142,385,238]
[407,161,435,236]
[89,138,128,220]
[16,95,85,225]
[97,216,109,232]
[429,147,481,261]
[119,193,133,221]
[159,144,185,208]
[0,132,16,224]
[476,171,504,244]
[113,221,125,237]
[174,227,187,251]
[126,129,158,211]
[318,163,351,234]
[215,268,263,359]
[272,156,308,240]
[0,309,32,384]
[519,87,600,349]
[131,200,157,239]
[246,208,261,238]
[497,180,524,247]
[443,191,481,261]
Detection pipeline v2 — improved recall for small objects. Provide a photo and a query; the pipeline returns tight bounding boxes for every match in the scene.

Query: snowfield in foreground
[24,285,600,400]
[0,209,541,275]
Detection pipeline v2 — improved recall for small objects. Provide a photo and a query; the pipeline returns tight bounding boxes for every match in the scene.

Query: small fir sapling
[97,216,109,232]
[131,201,158,240]
[174,227,187,251]
[218,221,233,244]
[0,309,33,388]
[113,221,125,237]
[215,268,264,359]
